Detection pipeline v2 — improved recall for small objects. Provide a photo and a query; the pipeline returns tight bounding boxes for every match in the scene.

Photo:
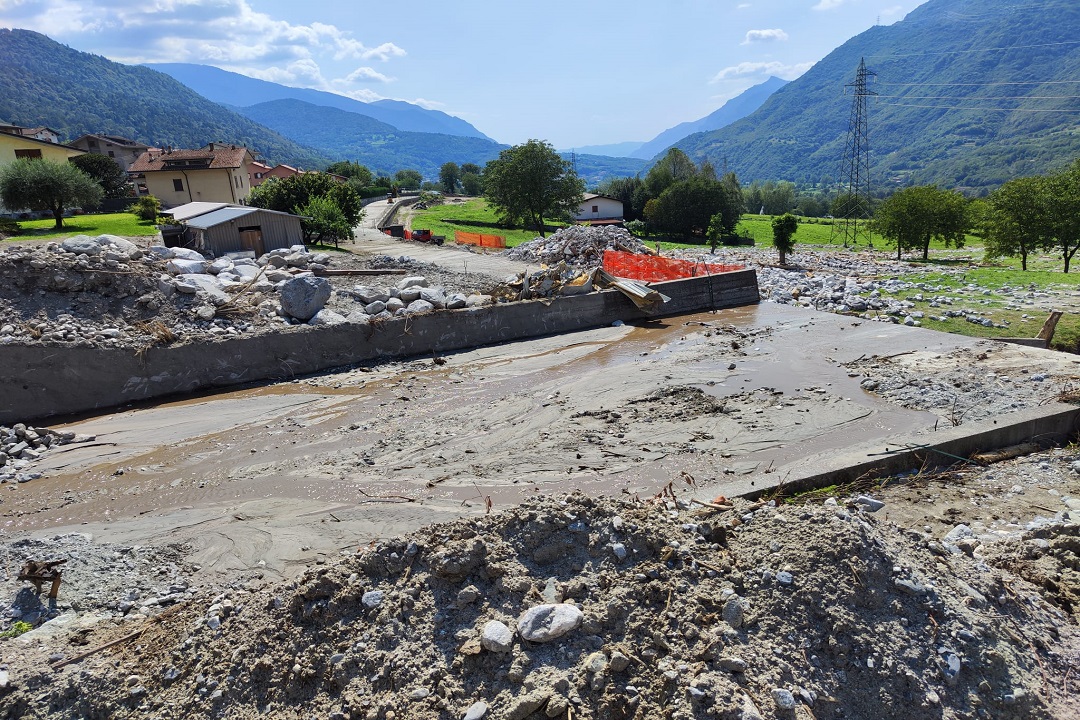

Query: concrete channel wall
[0,269,759,424]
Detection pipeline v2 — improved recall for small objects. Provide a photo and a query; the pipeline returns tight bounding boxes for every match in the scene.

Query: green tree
[644,177,725,238]
[771,213,799,265]
[644,148,697,198]
[983,175,1054,271]
[706,213,725,253]
[439,162,461,194]
[596,175,645,222]
[870,185,969,261]
[326,161,374,187]
[0,158,103,228]
[69,153,128,199]
[296,195,351,246]
[393,169,423,190]
[460,171,483,196]
[249,172,363,240]
[483,139,585,237]
[460,163,483,176]
[1045,160,1080,273]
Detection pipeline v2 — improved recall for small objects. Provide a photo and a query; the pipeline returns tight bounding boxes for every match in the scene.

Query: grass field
[7,213,160,240]
[409,199,566,248]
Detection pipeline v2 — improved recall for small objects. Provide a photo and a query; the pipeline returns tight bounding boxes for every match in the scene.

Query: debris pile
[506,226,650,268]
[0,423,94,487]
[338,275,491,325]
[0,491,1074,719]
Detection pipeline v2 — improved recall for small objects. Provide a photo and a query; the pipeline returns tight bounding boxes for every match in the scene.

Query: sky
[0,0,926,148]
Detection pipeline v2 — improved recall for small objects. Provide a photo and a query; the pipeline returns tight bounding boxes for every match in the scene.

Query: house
[248,161,274,187]
[129,143,256,207]
[574,193,624,224]
[261,164,303,182]
[70,134,154,172]
[0,123,61,145]
[160,201,304,256]
[0,129,83,166]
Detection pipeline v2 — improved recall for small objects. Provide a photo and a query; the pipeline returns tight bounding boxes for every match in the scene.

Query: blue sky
[1,0,924,147]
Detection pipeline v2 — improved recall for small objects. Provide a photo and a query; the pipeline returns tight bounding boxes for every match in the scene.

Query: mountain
[0,29,329,169]
[233,99,506,178]
[675,0,1080,193]
[561,154,649,187]
[632,77,788,160]
[561,142,645,158]
[147,63,493,141]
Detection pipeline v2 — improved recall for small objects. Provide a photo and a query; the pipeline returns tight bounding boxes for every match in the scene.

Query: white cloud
[812,0,849,10]
[409,98,446,110]
[710,60,814,82]
[339,66,394,83]
[742,28,788,44]
[7,0,406,69]
[737,3,751,7]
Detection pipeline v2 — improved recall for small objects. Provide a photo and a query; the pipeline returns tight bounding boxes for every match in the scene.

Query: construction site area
[0,208,1078,719]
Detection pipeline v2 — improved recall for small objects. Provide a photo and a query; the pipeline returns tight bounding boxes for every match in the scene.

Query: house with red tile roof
[129,143,256,207]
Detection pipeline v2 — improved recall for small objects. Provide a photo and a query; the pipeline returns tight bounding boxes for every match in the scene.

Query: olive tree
[0,158,103,229]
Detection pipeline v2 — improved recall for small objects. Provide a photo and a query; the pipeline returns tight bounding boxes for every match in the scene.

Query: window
[592,205,599,213]
[108,151,115,158]
[173,178,184,192]
[14,149,42,159]
[235,175,240,189]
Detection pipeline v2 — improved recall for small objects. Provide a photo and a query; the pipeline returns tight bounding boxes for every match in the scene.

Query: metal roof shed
[184,206,304,257]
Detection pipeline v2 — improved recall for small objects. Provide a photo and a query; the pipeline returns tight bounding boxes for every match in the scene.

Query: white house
[574,193,624,223]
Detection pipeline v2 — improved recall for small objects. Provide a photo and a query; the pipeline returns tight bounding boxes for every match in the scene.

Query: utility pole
[832,57,876,247]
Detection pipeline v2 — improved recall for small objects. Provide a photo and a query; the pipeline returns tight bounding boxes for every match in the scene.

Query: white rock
[463,701,488,720]
[308,309,347,326]
[516,603,582,642]
[480,620,514,653]
[398,276,429,289]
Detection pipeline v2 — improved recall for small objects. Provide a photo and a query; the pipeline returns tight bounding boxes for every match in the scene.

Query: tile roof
[129,144,253,173]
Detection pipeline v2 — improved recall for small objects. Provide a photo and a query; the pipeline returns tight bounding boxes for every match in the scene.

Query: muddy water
[6,305,947,552]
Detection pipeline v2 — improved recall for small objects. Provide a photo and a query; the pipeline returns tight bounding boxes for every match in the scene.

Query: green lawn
[7,213,160,240]
[409,199,568,248]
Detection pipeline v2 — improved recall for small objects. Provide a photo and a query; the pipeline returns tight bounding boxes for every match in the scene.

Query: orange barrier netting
[455,231,506,249]
[602,250,743,283]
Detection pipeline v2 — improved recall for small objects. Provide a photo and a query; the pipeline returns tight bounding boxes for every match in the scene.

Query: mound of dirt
[1,492,1074,720]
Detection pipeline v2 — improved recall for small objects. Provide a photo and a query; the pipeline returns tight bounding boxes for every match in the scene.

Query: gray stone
[308,309,347,326]
[517,603,583,642]
[170,247,206,261]
[446,293,468,310]
[854,495,885,512]
[405,299,435,315]
[385,297,405,312]
[345,311,371,325]
[167,258,208,275]
[507,691,550,720]
[944,524,974,543]
[409,687,431,700]
[364,300,387,315]
[480,620,513,653]
[723,597,746,628]
[611,543,627,560]
[61,235,102,256]
[399,287,422,302]
[420,287,447,307]
[894,578,927,596]
[463,701,488,720]
[398,276,429,289]
[466,294,493,308]
[280,276,332,321]
[939,648,961,686]
[361,590,384,609]
[771,688,797,710]
[719,657,748,673]
[776,571,794,586]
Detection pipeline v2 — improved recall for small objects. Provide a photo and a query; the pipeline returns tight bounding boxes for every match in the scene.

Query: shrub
[129,195,161,222]
[625,219,646,237]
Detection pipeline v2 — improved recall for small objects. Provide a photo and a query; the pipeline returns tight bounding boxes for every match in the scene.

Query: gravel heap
[0,239,499,351]
[0,423,95,487]
[1,491,1074,720]
[506,226,650,268]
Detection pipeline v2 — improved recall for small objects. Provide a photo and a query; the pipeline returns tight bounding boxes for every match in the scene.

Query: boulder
[355,285,390,304]
[445,293,468,310]
[399,287,422,302]
[397,276,429,289]
[167,258,207,276]
[60,236,102,256]
[170,247,207,262]
[517,604,583,642]
[419,287,447,308]
[279,276,332,321]
[308,309,347,326]
[405,299,435,315]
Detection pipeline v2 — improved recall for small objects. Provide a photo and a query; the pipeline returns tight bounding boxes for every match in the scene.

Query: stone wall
[0,269,758,424]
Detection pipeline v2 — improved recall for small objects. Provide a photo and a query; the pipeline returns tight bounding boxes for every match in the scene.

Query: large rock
[170,247,207,262]
[174,274,229,306]
[405,299,435,315]
[355,285,390,304]
[167,258,208,275]
[397,276,429,289]
[308,309,347,326]
[419,287,447,308]
[399,286,422,302]
[60,236,102,256]
[517,604,583,642]
[99,235,141,257]
[280,276,332,321]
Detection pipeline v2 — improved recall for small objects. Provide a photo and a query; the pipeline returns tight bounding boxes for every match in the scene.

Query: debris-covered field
[1,460,1078,720]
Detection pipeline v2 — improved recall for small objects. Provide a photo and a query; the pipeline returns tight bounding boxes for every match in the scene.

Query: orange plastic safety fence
[404,229,413,240]
[601,250,743,282]
[455,231,506,249]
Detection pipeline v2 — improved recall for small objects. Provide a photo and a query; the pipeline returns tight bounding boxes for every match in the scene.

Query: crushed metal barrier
[602,250,743,283]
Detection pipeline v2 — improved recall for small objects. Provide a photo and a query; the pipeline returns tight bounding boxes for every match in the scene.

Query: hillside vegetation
[677,0,1080,193]
[0,29,328,169]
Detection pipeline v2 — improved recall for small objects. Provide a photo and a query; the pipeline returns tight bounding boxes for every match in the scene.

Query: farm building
[161,202,305,257]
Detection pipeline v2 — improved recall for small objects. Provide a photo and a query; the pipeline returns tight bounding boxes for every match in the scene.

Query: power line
[877,80,1080,86]
[867,39,1080,58]
[875,94,1080,100]
[876,102,1080,113]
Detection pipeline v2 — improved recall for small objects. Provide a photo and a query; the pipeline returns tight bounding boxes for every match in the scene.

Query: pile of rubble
[0,424,93,487]
[506,226,650,268]
[0,489,1075,719]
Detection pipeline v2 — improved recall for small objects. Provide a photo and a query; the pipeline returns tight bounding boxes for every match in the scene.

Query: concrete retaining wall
[0,269,758,424]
